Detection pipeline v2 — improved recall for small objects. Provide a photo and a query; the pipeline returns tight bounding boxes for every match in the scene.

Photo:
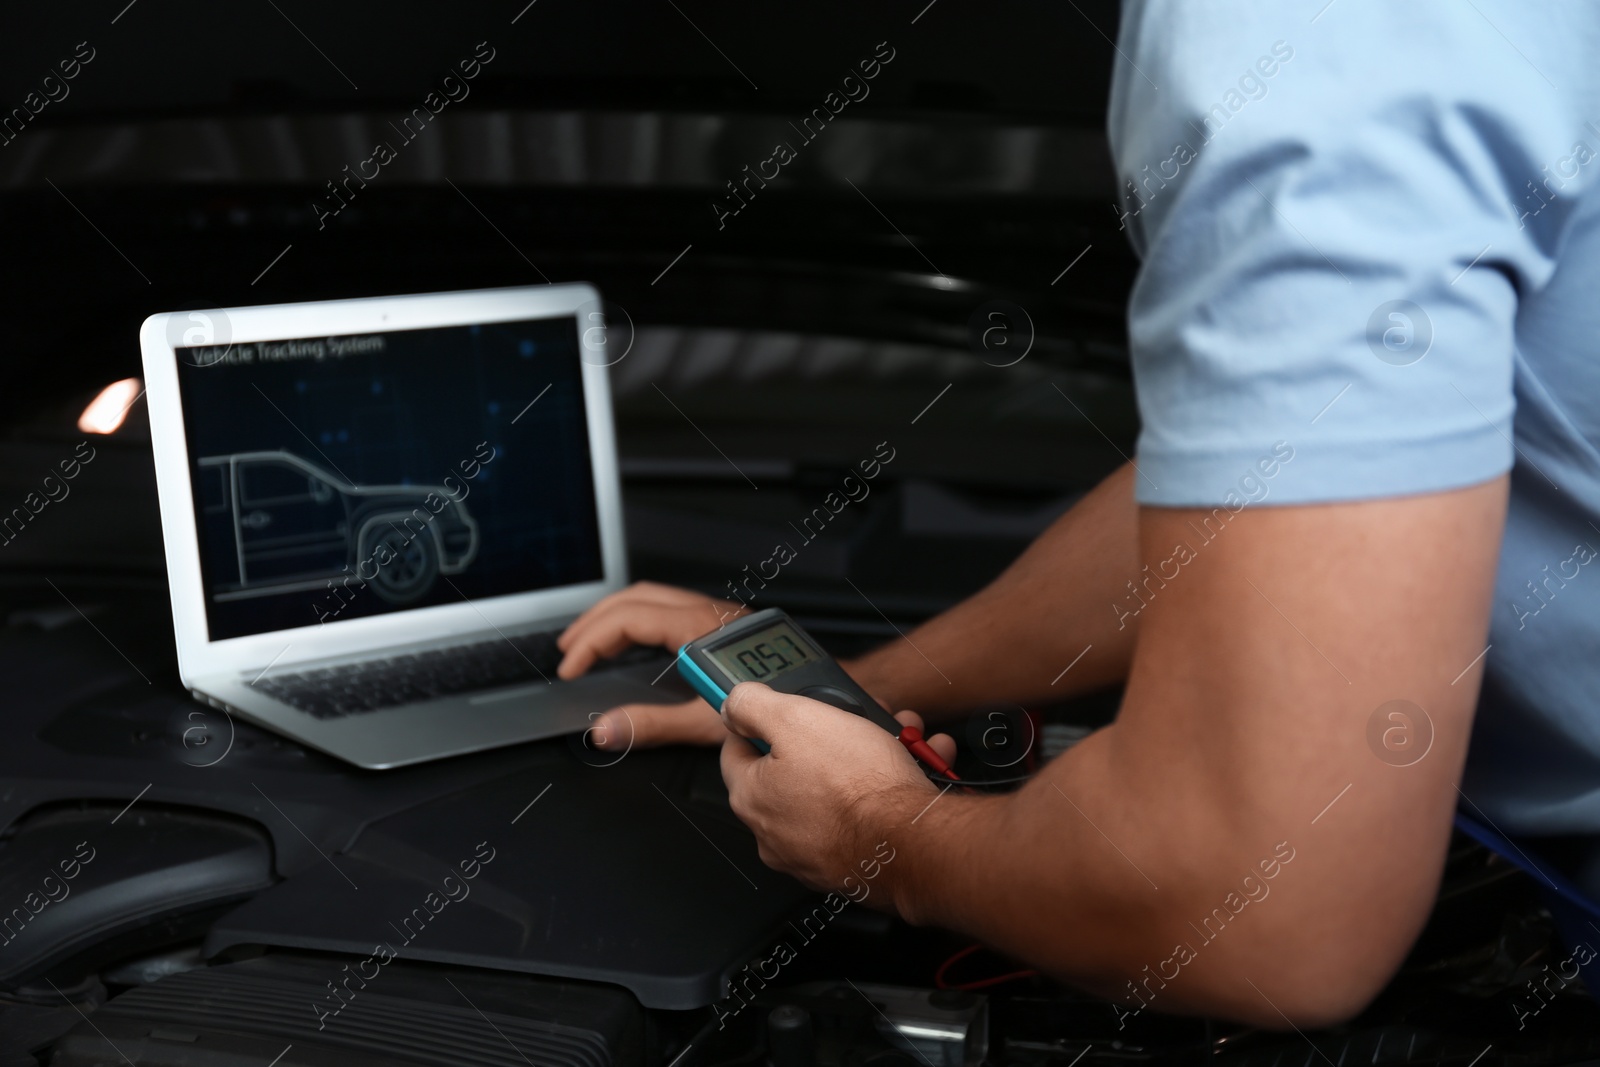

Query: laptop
[140,283,685,769]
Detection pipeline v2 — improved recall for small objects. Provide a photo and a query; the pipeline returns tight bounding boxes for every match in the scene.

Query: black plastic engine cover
[0,805,273,990]
[204,747,812,1010]
[49,955,643,1067]
[2,587,814,1014]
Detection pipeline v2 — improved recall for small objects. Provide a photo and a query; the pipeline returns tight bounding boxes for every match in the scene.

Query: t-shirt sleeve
[1107,1,1565,507]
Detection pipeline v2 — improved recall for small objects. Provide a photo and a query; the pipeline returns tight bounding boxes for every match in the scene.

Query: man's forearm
[849,463,1143,719]
[843,482,1507,1028]
[868,730,1189,1003]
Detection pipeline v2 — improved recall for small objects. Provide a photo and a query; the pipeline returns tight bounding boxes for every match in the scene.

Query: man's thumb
[721,682,789,744]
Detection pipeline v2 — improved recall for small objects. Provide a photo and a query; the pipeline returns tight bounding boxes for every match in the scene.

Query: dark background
[0,1,1115,119]
[0,0,1134,624]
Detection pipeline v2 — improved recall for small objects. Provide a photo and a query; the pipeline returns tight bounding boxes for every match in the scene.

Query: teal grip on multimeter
[673,645,771,754]
[677,607,901,754]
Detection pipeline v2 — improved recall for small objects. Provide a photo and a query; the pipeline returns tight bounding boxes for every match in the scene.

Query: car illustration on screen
[194,450,480,606]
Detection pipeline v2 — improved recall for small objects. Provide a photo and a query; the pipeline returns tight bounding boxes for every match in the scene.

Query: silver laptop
[140,283,682,769]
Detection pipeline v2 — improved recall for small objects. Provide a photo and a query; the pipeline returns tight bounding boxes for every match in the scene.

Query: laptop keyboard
[247,629,635,720]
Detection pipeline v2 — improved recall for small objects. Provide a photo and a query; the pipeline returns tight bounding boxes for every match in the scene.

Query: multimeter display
[678,606,959,780]
[705,622,817,683]
[679,607,899,735]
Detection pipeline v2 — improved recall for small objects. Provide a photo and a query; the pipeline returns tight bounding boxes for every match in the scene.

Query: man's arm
[849,461,1144,717]
[555,463,1147,747]
[721,477,1507,1027]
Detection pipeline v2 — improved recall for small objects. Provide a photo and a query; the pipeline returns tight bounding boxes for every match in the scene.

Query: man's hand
[719,682,955,891]
[557,581,747,749]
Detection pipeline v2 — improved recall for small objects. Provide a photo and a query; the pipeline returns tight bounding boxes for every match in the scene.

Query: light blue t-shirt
[1109,2,1600,836]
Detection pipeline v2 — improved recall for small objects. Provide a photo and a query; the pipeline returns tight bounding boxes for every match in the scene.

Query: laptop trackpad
[469,665,686,707]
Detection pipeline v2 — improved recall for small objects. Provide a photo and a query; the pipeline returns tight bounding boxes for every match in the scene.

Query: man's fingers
[723,682,880,753]
[556,626,635,680]
[892,709,926,734]
[557,595,675,662]
[557,601,728,679]
[927,731,958,767]
[558,582,716,652]
[722,682,812,747]
[586,699,727,750]
[891,710,958,768]
[720,729,762,783]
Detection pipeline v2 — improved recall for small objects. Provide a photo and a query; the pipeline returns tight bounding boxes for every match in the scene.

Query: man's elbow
[1230,968,1385,1031]
[1207,926,1410,1030]
[1147,845,1444,1029]
[1066,907,1405,1030]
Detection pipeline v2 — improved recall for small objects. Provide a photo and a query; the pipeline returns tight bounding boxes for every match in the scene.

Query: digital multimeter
[676,608,902,753]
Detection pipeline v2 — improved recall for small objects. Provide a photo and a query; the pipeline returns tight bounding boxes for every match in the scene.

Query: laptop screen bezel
[140,283,628,682]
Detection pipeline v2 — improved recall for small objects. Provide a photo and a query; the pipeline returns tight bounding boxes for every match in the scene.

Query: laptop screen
[174,315,604,641]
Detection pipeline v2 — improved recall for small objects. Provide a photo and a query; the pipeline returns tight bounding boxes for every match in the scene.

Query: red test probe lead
[897,725,960,781]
